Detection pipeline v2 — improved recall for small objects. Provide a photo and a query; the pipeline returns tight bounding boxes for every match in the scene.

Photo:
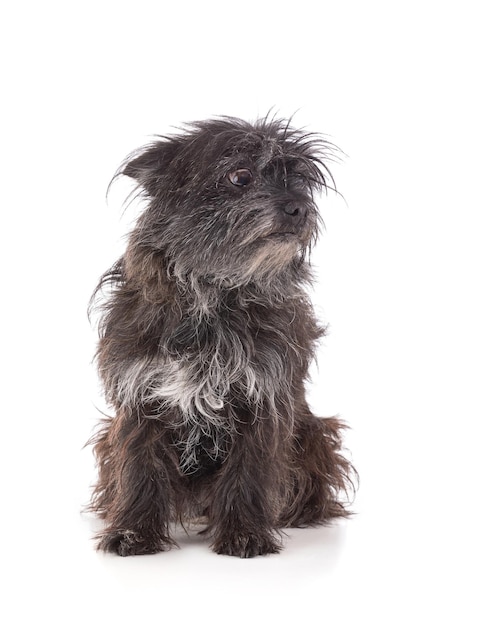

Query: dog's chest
[154,318,289,415]
[114,308,296,473]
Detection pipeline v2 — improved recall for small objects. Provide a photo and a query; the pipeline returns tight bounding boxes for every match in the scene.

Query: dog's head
[121,116,336,286]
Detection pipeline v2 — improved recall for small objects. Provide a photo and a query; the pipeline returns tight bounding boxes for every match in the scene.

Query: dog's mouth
[239,218,313,251]
[262,228,312,246]
[263,230,298,240]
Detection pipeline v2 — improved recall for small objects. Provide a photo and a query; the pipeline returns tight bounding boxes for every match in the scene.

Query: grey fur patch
[106,343,288,472]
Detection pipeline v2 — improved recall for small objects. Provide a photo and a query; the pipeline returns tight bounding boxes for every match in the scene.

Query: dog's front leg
[207,425,283,558]
[92,413,179,556]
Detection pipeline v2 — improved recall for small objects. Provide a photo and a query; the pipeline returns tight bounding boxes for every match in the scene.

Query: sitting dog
[89,115,354,557]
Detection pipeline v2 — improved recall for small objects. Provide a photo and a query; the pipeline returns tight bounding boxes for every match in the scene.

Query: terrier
[89,115,354,557]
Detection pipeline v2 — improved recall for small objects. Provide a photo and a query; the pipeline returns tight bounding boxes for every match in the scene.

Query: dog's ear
[122,139,179,196]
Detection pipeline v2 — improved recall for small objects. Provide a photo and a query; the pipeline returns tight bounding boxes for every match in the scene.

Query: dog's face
[123,117,334,285]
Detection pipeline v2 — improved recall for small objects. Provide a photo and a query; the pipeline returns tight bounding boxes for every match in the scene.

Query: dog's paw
[96,530,174,557]
[212,532,282,558]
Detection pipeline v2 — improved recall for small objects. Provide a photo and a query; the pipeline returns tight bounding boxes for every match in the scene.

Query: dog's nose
[283,203,307,227]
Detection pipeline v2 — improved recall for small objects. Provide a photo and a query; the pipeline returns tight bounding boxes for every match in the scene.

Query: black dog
[89,115,354,557]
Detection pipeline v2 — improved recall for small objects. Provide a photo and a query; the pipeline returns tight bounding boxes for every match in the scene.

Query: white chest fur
[110,344,287,472]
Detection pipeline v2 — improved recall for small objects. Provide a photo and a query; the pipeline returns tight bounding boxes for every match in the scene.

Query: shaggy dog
[89,115,354,557]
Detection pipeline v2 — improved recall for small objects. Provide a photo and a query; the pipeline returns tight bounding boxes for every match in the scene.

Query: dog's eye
[228,169,253,187]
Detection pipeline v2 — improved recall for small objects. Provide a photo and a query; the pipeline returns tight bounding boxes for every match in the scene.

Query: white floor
[3,1,480,624]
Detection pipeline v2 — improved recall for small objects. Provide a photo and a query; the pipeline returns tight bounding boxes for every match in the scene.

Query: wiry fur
[89,115,355,558]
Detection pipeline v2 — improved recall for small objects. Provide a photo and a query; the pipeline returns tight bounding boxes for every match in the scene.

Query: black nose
[283,203,307,226]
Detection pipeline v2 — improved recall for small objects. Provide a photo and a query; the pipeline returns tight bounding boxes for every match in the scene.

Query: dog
[89,115,355,557]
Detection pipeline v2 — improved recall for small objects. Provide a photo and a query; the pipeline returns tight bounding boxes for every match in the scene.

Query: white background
[2,1,480,624]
